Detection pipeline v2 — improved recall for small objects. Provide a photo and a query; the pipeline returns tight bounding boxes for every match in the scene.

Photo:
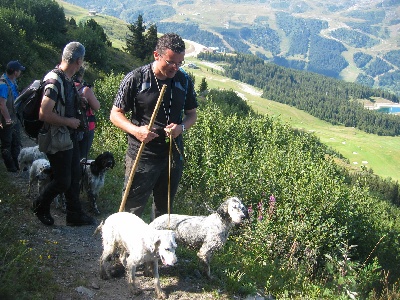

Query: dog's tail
[93,220,104,236]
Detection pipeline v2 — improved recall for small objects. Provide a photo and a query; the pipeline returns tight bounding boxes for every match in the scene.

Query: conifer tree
[144,23,158,60]
[198,77,208,94]
[125,14,148,61]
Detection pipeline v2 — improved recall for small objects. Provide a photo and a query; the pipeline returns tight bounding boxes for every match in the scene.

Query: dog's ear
[43,167,52,175]
[216,200,230,219]
[170,231,177,248]
[106,152,115,169]
[95,153,104,164]
[147,236,161,253]
[241,203,250,219]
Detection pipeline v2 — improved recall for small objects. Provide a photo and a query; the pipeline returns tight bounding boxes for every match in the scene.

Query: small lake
[377,106,400,114]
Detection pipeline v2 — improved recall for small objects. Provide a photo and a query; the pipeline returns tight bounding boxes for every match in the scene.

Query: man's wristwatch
[181,123,185,133]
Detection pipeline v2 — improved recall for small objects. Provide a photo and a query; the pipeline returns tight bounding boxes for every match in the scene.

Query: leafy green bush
[92,75,400,299]
[178,93,400,298]
[91,72,127,162]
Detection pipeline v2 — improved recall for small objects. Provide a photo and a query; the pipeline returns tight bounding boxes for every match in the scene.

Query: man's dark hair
[156,33,185,54]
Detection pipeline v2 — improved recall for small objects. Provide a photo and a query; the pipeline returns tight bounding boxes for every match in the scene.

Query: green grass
[0,167,58,299]
[186,58,400,182]
[57,0,128,50]
[252,97,400,181]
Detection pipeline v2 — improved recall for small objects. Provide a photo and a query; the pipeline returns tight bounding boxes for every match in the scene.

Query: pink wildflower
[269,194,276,217]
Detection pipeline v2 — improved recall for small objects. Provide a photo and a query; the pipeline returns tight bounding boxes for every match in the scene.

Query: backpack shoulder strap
[0,77,12,94]
[136,64,152,94]
[43,69,67,116]
[179,67,189,99]
[128,66,149,117]
[43,69,66,104]
[177,67,190,122]
[134,68,142,95]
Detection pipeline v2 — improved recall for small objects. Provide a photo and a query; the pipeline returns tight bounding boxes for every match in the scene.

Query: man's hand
[164,123,183,139]
[4,119,13,126]
[136,125,159,143]
[66,117,81,130]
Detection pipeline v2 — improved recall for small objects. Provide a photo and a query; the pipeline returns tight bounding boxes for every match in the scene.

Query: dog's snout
[105,159,115,169]
[161,253,178,266]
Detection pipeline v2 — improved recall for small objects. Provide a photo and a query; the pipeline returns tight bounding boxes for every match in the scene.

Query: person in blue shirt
[0,60,25,172]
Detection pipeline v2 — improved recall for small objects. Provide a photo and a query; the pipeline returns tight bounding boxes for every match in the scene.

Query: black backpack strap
[51,68,67,106]
[0,77,12,97]
[131,68,143,118]
[178,67,189,123]
[0,77,16,117]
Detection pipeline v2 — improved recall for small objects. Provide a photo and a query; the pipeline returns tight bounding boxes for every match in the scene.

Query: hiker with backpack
[72,66,100,159]
[32,41,95,227]
[0,61,25,172]
[110,33,198,219]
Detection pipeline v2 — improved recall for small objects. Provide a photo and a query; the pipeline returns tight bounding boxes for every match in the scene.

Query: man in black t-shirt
[110,33,198,218]
[33,42,95,227]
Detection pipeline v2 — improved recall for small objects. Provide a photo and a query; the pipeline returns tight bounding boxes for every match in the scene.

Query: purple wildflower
[269,194,276,217]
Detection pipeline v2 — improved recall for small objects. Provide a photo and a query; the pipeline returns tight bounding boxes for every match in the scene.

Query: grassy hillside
[57,0,128,49]
[59,0,400,96]
[187,57,400,182]
[58,0,400,182]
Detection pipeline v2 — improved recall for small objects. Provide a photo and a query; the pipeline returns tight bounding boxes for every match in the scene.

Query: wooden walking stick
[119,84,167,212]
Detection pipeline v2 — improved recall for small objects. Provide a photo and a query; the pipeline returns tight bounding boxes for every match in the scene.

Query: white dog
[95,212,177,299]
[149,196,249,278]
[27,158,65,211]
[18,145,47,175]
[28,158,52,197]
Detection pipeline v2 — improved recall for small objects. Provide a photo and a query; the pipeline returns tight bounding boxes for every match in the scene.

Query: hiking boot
[32,199,54,226]
[66,211,96,226]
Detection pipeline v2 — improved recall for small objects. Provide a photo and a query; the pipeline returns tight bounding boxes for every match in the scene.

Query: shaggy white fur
[149,196,248,278]
[96,212,177,299]
[28,158,51,197]
[18,145,47,175]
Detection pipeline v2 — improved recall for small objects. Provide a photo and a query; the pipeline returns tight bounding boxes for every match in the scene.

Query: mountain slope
[56,0,400,181]
[60,0,400,95]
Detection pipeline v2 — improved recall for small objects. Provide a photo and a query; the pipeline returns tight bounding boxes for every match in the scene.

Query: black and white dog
[149,197,249,278]
[80,151,115,215]
[27,158,64,210]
